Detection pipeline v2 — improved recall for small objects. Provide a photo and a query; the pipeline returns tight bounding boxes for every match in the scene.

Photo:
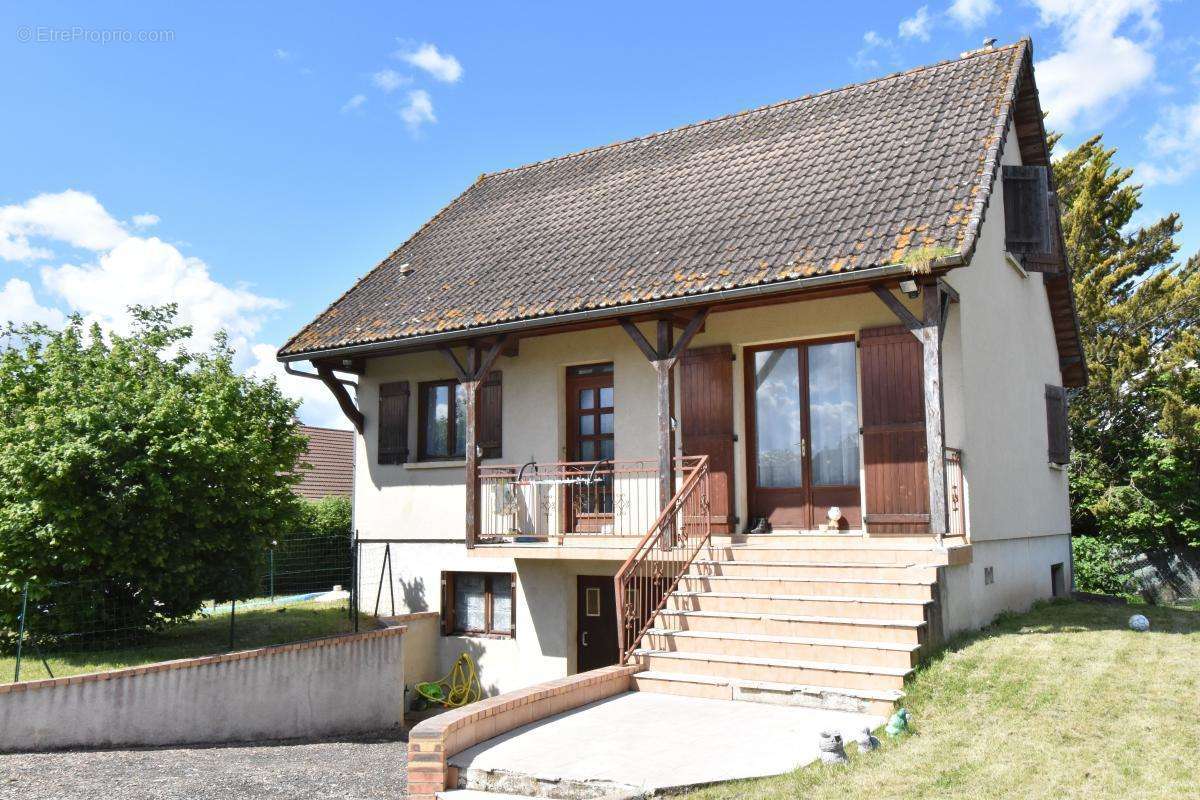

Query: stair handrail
[614,455,711,662]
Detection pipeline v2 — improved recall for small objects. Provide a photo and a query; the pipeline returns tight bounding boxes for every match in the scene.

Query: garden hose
[415,652,482,708]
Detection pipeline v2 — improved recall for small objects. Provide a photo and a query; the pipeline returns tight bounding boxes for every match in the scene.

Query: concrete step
[666,590,930,621]
[678,574,934,600]
[642,628,920,669]
[691,559,938,581]
[654,608,925,644]
[631,670,901,717]
[633,649,910,692]
[439,792,544,800]
[703,545,950,565]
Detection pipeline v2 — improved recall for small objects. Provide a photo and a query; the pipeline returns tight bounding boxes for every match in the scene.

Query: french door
[745,337,862,530]
[565,363,615,532]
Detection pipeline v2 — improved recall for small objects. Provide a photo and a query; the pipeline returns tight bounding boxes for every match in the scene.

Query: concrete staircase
[630,535,962,716]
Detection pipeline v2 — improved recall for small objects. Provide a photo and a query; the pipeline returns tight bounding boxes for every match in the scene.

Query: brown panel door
[565,364,615,532]
[577,575,619,672]
[680,345,736,533]
[860,325,930,534]
[746,338,862,530]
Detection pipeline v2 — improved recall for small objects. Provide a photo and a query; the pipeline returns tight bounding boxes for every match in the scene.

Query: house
[293,424,355,501]
[279,39,1083,711]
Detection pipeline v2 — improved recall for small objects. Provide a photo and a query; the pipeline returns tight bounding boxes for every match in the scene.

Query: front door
[681,345,736,533]
[577,576,618,672]
[745,337,862,530]
[565,363,615,533]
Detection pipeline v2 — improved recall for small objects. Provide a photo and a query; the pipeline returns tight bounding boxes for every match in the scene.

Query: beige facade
[352,126,1073,696]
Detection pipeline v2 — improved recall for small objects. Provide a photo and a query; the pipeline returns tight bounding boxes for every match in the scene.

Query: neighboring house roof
[294,425,354,501]
[280,38,1084,386]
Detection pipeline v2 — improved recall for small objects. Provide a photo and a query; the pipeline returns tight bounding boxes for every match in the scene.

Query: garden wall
[0,626,405,752]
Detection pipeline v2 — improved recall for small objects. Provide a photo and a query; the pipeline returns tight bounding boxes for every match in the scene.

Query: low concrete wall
[407,664,642,800]
[0,627,405,753]
[381,610,440,709]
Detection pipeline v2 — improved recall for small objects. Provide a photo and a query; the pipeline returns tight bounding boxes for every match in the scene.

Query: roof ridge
[480,39,1029,181]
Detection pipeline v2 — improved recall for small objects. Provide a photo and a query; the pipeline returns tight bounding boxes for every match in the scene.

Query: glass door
[746,338,861,530]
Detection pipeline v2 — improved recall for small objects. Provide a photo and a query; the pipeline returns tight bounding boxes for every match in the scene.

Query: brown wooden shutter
[1045,385,1070,464]
[1023,192,1065,274]
[1003,165,1051,255]
[478,372,502,459]
[860,326,930,534]
[377,381,410,465]
[440,571,456,635]
[680,345,736,533]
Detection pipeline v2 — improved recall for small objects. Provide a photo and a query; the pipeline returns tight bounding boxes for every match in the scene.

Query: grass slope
[686,599,1200,800]
[1,602,360,683]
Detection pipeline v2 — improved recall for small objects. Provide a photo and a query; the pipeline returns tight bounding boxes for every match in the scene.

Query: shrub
[1071,536,1134,596]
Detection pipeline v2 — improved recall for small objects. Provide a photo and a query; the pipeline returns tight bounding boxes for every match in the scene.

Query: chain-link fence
[4,531,358,683]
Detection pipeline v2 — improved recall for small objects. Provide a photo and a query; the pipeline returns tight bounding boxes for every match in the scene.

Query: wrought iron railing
[613,456,711,662]
[945,447,966,540]
[477,456,705,542]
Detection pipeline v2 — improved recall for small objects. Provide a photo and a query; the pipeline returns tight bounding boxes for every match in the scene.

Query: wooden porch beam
[436,344,471,383]
[921,283,949,541]
[315,365,364,434]
[618,319,661,363]
[456,335,509,550]
[871,285,923,340]
[667,307,710,361]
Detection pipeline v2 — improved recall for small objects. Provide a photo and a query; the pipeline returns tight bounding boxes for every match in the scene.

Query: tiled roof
[281,42,1029,358]
[294,425,354,500]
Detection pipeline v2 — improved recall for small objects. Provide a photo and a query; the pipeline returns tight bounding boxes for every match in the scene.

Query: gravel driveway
[0,733,407,800]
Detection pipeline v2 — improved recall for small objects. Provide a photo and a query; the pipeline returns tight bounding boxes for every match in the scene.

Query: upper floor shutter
[860,325,930,535]
[1045,384,1070,465]
[1003,165,1052,256]
[377,380,410,465]
[478,372,502,459]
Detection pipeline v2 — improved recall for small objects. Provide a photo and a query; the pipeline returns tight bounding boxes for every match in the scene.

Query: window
[417,373,502,461]
[1045,384,1070,465]
[441,572,515,637]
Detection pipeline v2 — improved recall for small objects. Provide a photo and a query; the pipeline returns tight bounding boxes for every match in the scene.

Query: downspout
[283,362,358,388]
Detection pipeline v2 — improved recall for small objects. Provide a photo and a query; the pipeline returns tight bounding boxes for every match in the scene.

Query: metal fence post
[228,598,236,650]
[268,544,275,602]
[352,532,360,633]
[14,581,28,683]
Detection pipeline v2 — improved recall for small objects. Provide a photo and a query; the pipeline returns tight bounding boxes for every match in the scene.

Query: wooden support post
[463,347,481,551]
[619,308,708,514]
[656,319,676,515]
[439,336,509,549]
[921,284,949,542]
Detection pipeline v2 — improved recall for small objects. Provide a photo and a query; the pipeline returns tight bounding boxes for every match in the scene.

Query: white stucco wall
[940,121,1072,544]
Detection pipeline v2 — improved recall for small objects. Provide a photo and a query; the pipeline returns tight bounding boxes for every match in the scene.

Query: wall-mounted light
[899,279,920,299]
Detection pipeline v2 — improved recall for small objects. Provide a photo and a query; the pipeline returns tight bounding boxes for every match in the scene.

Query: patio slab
[448,691,884,796]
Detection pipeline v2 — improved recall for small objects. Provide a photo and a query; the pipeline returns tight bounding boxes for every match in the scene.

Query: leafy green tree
[0,306,308,635]
[1053,135,1200,556]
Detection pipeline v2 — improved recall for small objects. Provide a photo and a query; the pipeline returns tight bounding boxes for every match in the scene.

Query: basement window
[441,572,515,637]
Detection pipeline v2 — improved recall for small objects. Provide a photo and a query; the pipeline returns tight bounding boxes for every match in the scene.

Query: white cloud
[274,48,292,61]
[947,0,998,28]
[341,93,367,114]
[0,189,351,427]
[400,89,436,132]
[0,278,65,328]
[899,6,933,41]
[396,43,462,83]
[39,235,282,351]
[371,68,409,93]
[246,343,353,430]
[1136,97,1200,185]
[0,190,129,261]
[853,30,894,71]
[1033,0,1160,131]
[131,213,159,228]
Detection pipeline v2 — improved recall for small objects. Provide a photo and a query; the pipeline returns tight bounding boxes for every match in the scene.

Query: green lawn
[686,599,1200,800]
[2,601,364,683]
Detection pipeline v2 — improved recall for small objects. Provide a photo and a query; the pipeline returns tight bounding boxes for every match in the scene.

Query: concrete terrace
[444,691,882,797]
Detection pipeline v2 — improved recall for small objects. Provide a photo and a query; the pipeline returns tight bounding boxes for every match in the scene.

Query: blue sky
[1,0,1197,427]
